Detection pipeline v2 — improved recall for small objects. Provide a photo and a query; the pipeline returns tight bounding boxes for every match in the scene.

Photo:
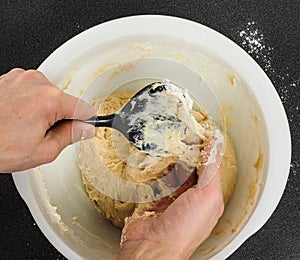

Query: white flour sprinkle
[238,21,299,108]
[239,21,273,71]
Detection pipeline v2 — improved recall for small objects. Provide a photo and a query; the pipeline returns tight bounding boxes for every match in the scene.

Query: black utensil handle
[83,114,115,127]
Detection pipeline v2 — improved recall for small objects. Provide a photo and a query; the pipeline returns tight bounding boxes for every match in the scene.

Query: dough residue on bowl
[77,90,237,228]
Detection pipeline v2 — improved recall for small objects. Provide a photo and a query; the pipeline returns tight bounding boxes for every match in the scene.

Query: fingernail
[81,130,88,140]
[80,125,95,140]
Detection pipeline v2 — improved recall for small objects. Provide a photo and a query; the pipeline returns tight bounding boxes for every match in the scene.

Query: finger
[195,168,224,220]
[197,132,224,188]
[0,73,5,81]
[58,92,96,121]
[48,119,95,144]
[37,120,95,163]
[0,68,25,82]
[202,165,222,192]
[6,68,25,76]
[120,213,156,248]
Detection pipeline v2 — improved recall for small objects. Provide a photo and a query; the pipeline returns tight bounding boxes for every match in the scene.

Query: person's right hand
[118,139,224,260]
[0,68,95,173]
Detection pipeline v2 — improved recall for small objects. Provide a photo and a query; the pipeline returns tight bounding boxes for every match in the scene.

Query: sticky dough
[78,91,237,228]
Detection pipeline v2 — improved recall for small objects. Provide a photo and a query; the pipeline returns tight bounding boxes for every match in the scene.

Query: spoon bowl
[80,80,203,155]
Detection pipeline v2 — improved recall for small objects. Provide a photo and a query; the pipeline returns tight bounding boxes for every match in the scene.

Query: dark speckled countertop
[0,1,299,259]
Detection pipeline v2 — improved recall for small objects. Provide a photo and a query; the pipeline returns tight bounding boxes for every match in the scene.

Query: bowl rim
[13,14,291,259]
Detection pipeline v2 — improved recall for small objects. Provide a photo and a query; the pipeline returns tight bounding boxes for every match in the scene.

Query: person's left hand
[0,68,95,173]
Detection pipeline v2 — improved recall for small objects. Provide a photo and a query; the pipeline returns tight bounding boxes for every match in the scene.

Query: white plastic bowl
[13,15,291,259]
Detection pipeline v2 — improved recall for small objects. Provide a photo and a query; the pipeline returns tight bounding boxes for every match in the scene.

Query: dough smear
[78,89,237,228]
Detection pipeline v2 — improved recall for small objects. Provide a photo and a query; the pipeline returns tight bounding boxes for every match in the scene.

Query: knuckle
[21,69,45,81]
[48,90,62,111]
[38,85,61,112]
[9,68,25,74]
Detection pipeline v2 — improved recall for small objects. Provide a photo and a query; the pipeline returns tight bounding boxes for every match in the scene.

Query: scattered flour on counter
[288,162,299,192]
[239,22,299,199]
[238,21,300,117]
[290,162,299,177]
[239,21,273,72]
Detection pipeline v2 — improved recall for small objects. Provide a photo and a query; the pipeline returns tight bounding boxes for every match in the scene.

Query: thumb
[197,133,224,188]
[38,121,95,162]
[47,120,95,145]
[58,92,96,121]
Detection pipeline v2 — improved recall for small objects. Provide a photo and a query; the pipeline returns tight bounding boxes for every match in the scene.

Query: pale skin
[0,68,95,173]
[118,141,224,259]
[0,68,224,259]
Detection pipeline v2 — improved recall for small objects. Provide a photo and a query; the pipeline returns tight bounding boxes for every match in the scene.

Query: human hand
[0,68,95,173]
[118,139,224,260]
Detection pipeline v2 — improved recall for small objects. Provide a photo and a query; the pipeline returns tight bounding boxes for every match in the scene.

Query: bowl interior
[13,16,290,260]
